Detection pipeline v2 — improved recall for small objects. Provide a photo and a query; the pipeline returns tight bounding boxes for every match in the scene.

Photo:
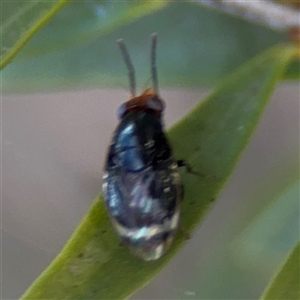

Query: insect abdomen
[103,111,182,261]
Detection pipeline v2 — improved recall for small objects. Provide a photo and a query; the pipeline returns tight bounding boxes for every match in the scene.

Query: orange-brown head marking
[117,88,165,119]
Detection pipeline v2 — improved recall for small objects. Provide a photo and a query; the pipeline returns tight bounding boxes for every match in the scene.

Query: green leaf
[2,2,286,93]
[233,179,299,265]
[10,0,168,60]
[0,0,69,69]
[282,59,300,80]
[177,172,299,299]
[21,45,296,300]
[261,241,300,300]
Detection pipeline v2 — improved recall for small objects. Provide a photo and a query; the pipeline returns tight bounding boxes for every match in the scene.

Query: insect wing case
[103,110,182,261]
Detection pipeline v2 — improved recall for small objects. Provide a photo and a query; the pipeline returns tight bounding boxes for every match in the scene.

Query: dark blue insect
[102,34,183,261]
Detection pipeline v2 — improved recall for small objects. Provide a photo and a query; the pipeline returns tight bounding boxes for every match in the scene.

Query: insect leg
[177,160,216,179]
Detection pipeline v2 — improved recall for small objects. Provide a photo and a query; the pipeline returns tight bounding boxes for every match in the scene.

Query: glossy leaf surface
[0,0,68,69]
[261,240,300,300]
[172,164,299,299]
[2,2,287,93]
[21,45,296,299]
[283,59,300,80]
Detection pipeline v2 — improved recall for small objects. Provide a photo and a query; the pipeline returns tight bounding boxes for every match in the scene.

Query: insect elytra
[102,34,183,261]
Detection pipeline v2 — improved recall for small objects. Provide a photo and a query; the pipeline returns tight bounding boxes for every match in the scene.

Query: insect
[102,34,183,261]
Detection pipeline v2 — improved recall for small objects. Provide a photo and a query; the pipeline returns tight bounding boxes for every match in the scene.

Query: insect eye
[146,96,165,112]
[117,103,127,119]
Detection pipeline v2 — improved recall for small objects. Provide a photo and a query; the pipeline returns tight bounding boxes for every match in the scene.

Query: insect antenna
[117,38,136,97]
[151,33,159,93]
